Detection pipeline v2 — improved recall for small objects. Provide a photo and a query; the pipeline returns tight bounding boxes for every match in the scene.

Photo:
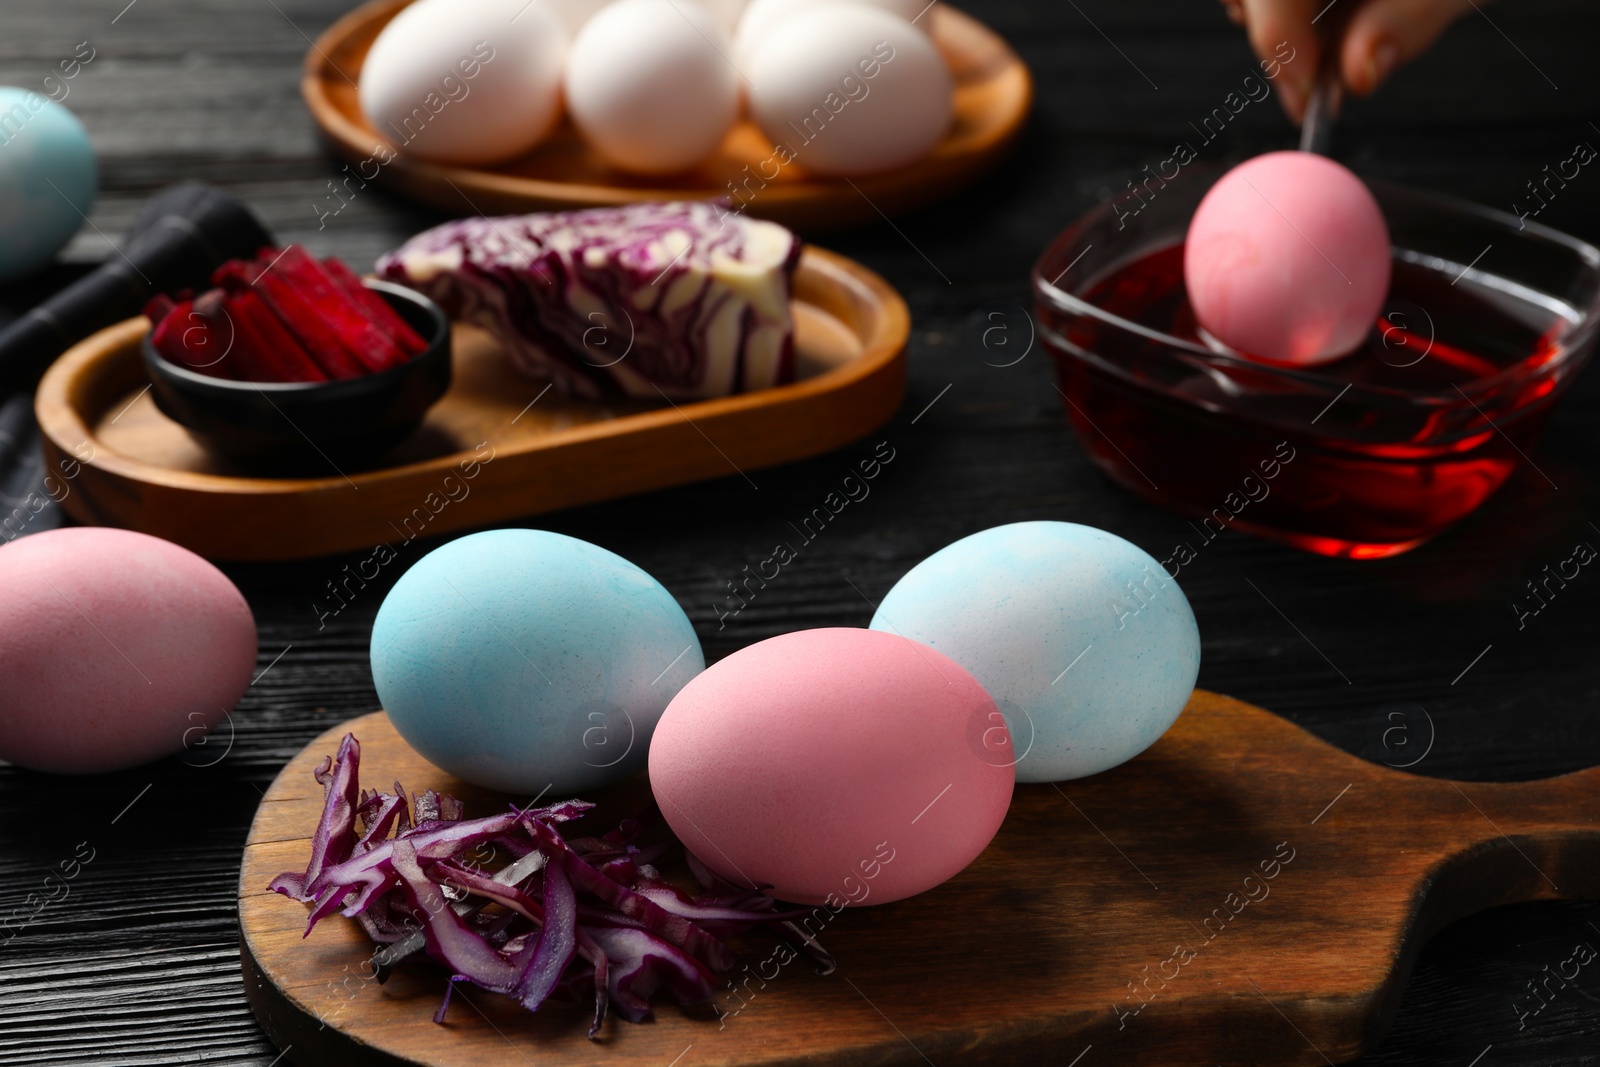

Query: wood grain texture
[32,247,907,560]
[302,0,1032,230]
[5,2,1600,1065]
[239,697,1600,1066]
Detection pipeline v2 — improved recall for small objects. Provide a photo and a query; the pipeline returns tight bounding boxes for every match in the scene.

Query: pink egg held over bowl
[1184,151,1391,365]
[1033,162,1600,559]
[648,628,1015,907]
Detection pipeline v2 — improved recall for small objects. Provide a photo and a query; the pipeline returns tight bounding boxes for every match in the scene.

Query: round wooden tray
[34,246,906,561]
[302,0,1032,230]
[240,696,1600,1066]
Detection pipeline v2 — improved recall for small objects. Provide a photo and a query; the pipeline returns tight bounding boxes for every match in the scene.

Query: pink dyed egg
[648,628,1014,906]
[0,528,256,773]
[1184,151,1391,365]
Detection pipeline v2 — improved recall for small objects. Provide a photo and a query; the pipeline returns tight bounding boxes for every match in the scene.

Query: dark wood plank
[4,1,1600,1065]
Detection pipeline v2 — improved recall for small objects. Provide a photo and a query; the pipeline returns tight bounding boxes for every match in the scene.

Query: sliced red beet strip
[145,292,223,377]
[148,298,198,368]
[214,259,366,380]
[321,256,428,357]
[225,288,330,383]
[142,293,178,326]
[263,246,408,373]
[174,290,240,379]
[219,292,288,383]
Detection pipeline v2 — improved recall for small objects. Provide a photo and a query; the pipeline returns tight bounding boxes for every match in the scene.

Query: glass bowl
[1031,165,1600,558]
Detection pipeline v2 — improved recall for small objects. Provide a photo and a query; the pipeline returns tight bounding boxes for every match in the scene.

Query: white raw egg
[565,0,740,175]
[747,4,951,177]
[735,0,925,66]
[701,0,751,34]
[359,0,567,166]
[544,0,614,36]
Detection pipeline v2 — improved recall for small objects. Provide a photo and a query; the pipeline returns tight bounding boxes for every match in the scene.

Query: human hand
[1218,0,1478,121]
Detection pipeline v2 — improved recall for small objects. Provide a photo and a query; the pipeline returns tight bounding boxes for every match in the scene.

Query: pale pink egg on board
[1184,151,1391,365]
[648,627,1015,906]
[0,528,257,773]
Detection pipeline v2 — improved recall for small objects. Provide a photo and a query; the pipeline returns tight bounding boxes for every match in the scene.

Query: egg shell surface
[700,0,750,33]
[649,628,1014,906]
[733,0,924,65]
[0,88,96,284]
[0,528,256,774]
[1184,151,1391,365]
[359,0,567,166]
[546,0,614,35]
[371,529,704,794]
[565,0,739,175]
[746,4,952,177]
[871,522,1200,783]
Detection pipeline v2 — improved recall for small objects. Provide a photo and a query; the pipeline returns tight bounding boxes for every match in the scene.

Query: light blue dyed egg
[0,88,96,284]
[371,529,704,794]
[870,521,1200,783]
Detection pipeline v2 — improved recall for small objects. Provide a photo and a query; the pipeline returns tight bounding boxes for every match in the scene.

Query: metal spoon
[1298,48,1343,155]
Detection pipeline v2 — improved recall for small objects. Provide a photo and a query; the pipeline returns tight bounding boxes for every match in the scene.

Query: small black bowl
[142,279,451,473]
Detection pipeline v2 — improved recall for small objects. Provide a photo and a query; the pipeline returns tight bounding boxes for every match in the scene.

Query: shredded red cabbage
[269,734,818,1036]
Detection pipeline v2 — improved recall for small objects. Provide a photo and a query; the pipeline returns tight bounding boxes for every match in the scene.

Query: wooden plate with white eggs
[301,0,1032,230]
[33,245,906,562]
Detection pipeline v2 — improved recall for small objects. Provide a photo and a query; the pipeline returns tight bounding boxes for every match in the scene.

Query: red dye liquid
[1038,244,1574,558]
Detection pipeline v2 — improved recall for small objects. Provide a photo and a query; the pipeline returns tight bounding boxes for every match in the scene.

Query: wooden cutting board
[238,692,1600,1066]
[34,246,906,562]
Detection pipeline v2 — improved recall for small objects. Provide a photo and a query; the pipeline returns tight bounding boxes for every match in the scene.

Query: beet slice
[147,298,197,367]
[261,246,408,373]
[151,290,238,379]
[225,288,330,383]
[144,291,223,378]
[321,256,428,357]
[142,293,178,326]
[214,259,366,379]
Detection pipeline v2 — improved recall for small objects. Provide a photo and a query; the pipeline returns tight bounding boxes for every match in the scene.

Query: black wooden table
[3,1,1600,1063]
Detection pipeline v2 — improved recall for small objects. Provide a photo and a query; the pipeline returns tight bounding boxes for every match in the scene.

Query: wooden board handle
[1411,767,1600,919]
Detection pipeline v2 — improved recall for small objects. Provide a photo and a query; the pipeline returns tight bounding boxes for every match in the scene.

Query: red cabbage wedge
[377,201,801,400]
